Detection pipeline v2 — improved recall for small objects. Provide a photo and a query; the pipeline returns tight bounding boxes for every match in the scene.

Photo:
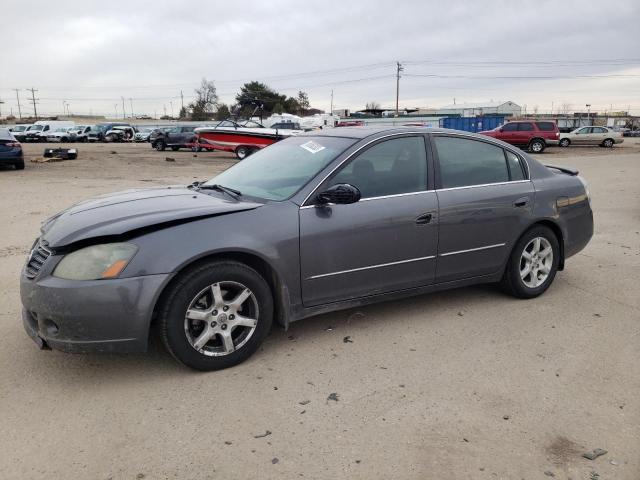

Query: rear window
[536,122,556,131]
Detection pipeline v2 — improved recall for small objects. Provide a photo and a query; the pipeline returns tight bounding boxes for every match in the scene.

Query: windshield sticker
[300,141,326,154]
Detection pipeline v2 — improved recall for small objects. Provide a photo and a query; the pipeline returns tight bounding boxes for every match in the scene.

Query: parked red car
[480,121,559,153]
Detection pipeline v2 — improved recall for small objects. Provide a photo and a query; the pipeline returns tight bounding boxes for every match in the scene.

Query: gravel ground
[0,139,639,480]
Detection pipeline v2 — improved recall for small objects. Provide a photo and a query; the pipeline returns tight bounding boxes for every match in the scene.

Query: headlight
[53,243,138,280]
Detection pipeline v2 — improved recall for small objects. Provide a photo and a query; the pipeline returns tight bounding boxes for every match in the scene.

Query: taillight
[7,142,21,148]
[556,132,560,138]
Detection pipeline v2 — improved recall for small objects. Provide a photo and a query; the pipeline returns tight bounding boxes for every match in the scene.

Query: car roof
[304,125,497,140]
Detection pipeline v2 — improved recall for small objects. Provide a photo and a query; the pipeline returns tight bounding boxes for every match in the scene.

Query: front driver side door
[299,134,439,307]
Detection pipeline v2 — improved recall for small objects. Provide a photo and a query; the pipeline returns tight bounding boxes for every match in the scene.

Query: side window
[168,127,180,134]
[330,136,427,199]
[505,151,526,180]
[182,127,195,133]
[502,123,518,132]
[592,127,606,133]
[536,122,556,131]
[434,136,509,188]
[518,123,534,131]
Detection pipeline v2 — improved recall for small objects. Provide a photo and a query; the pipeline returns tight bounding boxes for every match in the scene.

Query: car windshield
[204,136,356,201]
[28,125,44,131]
[12,126,27,132]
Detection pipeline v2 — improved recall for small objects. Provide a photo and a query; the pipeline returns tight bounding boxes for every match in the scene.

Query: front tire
[501,225,559,299]
[559,138,570,147]
[159,260,273,371]
[154,141,166,151]
[602,138,614,148]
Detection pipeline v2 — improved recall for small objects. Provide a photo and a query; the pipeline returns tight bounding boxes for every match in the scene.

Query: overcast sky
[1,0,639,119]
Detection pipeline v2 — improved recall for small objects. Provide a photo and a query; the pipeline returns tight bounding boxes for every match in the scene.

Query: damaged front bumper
[20,270,169,353]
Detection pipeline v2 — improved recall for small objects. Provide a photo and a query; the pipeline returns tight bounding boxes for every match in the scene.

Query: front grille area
[25,241,52,279]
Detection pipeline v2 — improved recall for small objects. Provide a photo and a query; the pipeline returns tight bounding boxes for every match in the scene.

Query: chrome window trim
[436,179,531,193]
[300,131,430,207]
[308,255,436,280]
[299,189,436,209]
[439,243,506,257]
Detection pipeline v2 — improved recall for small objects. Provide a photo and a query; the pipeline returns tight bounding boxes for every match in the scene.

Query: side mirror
[317,184,361,205]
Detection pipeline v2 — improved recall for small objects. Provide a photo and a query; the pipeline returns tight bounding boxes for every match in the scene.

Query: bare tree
[560,102,572,116]
[365,101,381,110]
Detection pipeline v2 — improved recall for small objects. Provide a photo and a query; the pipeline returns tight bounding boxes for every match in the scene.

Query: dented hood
[41,187,262,248]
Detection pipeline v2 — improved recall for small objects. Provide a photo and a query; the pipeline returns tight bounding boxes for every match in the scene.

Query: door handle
[415,212,433,225]
[514,197,530,208]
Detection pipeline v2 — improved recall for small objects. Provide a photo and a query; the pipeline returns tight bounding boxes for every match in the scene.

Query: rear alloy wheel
[159,260,273,371]
[154,141,166,151]
[235,146,250,160]
[559,138,570,147]
[529,139,545,153]
[501,226,559,298]
[602,138,614,148]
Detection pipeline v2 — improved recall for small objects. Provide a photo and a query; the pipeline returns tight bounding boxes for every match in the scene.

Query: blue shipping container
[441,116,505,133]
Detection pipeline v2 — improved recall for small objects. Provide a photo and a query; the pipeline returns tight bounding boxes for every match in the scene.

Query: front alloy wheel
[159,260,273,370]
[184,281,259,356]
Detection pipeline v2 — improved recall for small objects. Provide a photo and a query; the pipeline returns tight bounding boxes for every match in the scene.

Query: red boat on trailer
[194,119,301,159]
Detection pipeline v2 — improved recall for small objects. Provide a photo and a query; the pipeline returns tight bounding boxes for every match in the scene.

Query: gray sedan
[20,127,593,370]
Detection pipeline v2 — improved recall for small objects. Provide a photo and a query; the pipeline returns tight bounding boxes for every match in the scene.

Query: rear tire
[14,160,25,170]
[501,225,560,299]
[159,260,273,371]
[235,146,250,160]
[602,138,614,148]
[528,139,546,153]
[559,138,570,147]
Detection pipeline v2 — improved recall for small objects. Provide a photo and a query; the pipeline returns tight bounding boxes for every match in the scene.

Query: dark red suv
[480,121,559,153]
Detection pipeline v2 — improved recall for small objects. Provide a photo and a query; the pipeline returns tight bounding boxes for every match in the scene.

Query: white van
[24,120,75,142]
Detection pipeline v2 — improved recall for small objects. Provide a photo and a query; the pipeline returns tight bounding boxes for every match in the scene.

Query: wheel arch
[150,250,289,333]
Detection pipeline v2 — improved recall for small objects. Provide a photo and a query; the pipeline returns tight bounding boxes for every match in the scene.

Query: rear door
[299,134,438,306]
[516,122,535,146]
[590,127,607,145]
[432,134,534,282]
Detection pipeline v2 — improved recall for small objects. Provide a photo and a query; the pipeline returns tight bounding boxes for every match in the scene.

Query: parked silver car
[20,127,593,370]
[559,126,624,147]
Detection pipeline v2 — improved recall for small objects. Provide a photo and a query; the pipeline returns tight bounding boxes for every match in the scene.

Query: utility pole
[121,96,126,119]
[62,100,67,116]
[114,104,118,118]
[27,87,39,120]
[180,90,184,111]
[395,61,403,117]
[13,89,22,119]
[163,105,167,117]
[129,98,134,119]
[0,97,4,118]
[169,100,174,118]
[330,89,334,114]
